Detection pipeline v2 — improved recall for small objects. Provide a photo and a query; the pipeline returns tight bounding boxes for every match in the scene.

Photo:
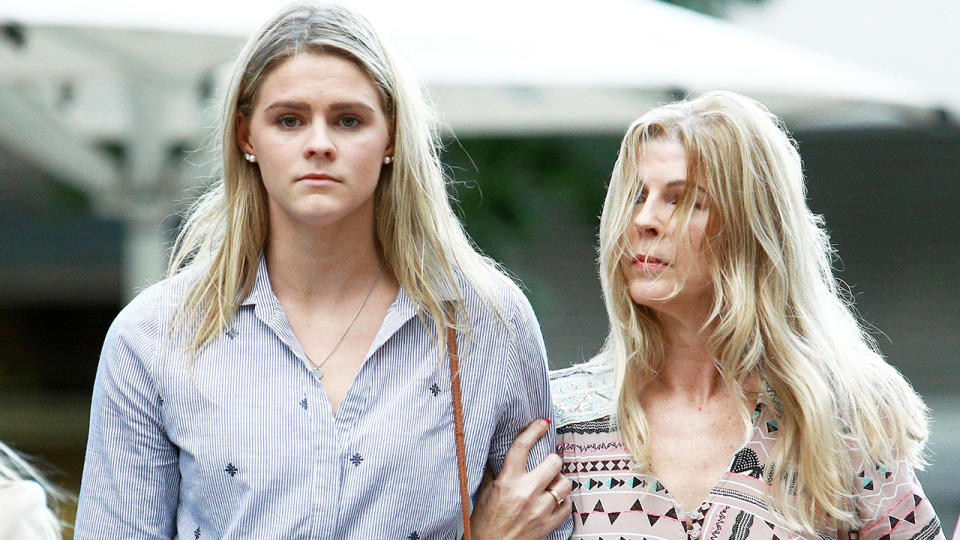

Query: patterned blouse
[551,363,945,540]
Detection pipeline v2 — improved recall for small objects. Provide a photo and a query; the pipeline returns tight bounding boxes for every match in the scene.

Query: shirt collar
[240,252,273,307]
[239,253,418,334]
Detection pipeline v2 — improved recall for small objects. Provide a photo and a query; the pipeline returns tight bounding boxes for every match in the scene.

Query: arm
[473,296,573,540]
[75,301,180,539]
[857,458,945,540]
[472,419,573,540]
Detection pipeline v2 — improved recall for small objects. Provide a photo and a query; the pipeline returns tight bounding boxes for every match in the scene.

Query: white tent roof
[2,0,945,139]
[0,0,949,297]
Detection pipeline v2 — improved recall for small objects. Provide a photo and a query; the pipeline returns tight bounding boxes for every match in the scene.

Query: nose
[303,122,337,161]
[631,197,663,238]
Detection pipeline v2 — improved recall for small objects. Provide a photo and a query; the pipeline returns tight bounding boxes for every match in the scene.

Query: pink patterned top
[551,364,945,540]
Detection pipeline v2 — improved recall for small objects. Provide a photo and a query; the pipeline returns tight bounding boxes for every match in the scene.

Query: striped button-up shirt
[76,258,573,539]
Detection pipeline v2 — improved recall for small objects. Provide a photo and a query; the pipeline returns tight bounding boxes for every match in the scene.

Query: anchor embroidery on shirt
[194,527,201,539]
[299,398,308,410]
[349,453,364,466]
[430,383,441,396]
[225,327,238,339]
[408,532,420,540]
[224,463,238,477]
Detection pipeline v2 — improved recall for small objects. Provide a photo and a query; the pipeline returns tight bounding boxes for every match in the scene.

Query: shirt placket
[331,353,372,535]
[308,367,343,539]
[257,300,344,538]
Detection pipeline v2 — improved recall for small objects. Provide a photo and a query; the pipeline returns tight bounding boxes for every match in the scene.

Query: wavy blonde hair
[595,91,929,533]
[169,3,512,354]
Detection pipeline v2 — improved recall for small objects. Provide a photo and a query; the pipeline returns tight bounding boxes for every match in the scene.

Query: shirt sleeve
[486,293,574,540]
[857,458,945,540]
[75,293,180,539]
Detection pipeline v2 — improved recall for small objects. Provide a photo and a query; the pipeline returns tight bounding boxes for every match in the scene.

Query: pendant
[313,366,324,379]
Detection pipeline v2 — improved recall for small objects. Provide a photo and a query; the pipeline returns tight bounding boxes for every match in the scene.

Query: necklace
[311,266,382,379]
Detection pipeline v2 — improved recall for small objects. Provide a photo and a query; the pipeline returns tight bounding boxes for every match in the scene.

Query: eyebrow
[263,100,376,113]
[664,180,706,193]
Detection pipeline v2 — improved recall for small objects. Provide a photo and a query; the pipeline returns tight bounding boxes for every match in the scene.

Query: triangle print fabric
[556,404,944,540]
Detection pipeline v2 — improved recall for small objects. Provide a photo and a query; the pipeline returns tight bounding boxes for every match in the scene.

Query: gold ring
[548,488,564,507]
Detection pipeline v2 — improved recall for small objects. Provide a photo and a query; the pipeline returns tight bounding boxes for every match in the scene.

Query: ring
[548,488,564,507]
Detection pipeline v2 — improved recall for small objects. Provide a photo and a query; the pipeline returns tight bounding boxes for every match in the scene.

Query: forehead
[254,52,381,108]
[636,139,688,186]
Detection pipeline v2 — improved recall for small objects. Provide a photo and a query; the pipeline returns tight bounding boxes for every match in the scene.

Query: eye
[278,115,301,129]
[337,115,361,128]
[633,191,647,205]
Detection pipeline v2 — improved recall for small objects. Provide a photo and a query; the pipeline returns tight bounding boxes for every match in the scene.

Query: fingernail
[542,417,551,425]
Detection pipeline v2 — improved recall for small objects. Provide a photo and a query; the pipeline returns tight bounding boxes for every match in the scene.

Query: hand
[471,419,572,540]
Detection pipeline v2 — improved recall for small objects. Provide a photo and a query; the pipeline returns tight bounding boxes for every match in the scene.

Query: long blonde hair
[596,91,929,533]
[169,3,512,354]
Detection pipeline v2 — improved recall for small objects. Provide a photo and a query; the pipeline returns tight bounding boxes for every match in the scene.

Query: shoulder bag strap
[448,326,472,540]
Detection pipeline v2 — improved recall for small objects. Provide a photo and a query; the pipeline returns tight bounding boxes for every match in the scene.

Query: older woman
[75,3,571,538]
[478,91,943,540]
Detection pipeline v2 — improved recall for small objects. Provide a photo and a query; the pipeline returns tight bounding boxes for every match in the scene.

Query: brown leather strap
[448,326,471,540]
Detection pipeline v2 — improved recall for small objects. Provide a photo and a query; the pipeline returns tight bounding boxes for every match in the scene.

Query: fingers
[551,491,573,519]
[547,473,573,514]
[528,452,563,489]
[540,475,573,534]
[501,418,550,477]
[548,473,572,499]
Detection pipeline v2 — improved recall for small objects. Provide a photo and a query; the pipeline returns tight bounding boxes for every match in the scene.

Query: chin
[627,290,671,311]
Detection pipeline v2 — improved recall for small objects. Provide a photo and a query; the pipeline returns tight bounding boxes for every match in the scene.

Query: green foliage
[658,0,770,17]
[441,135,621,260]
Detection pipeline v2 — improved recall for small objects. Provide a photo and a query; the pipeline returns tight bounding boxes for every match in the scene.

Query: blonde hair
[595,91,929,533]
[169,3,512,354]
[0,442,68,539]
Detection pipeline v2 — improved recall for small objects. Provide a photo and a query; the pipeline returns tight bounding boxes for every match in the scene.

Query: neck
[650,306,723,406]
[265,208,385,307]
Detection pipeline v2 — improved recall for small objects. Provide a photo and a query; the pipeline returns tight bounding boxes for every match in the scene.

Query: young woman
[75,4,571,538]
[480,91,944,539]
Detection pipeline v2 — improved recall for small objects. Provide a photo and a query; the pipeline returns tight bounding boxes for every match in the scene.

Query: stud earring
[383,156,393,165]
[244,153,257,163]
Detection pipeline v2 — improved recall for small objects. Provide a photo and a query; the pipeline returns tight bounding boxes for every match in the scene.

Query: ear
[236,112,254,155]
[384,116,396,157]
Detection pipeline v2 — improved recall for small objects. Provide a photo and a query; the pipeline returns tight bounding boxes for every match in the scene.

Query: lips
[297,173,340,183]
[632,254,669,266]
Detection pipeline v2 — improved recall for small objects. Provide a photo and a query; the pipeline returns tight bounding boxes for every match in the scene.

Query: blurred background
[1,0,957,537]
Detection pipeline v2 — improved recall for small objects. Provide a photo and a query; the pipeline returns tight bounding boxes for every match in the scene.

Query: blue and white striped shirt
[76,257,573,539]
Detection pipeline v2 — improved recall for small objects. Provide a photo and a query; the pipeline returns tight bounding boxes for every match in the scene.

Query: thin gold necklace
[311,266,382,379]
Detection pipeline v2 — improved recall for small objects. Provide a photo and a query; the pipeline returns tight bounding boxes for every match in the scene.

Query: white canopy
[3,0,943,138]
[0,0,946,297]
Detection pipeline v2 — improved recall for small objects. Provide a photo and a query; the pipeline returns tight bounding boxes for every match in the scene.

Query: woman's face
[238,52,393,231]
[620,139,712,319]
